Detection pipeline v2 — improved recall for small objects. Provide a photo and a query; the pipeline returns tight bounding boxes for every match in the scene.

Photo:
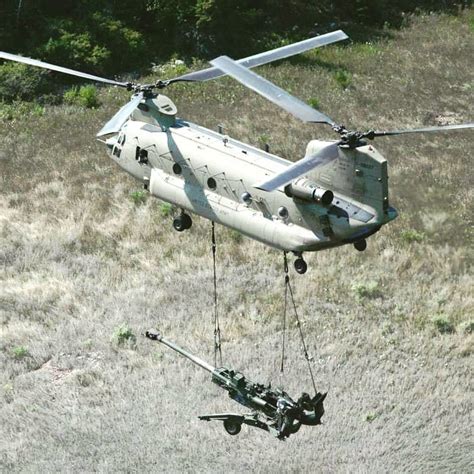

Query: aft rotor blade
[168,30,348,84]
[96,95,142,137]
[0,51,129,87]
[255,142,341,192]
[210,55,336,126]
[370,123,474,138]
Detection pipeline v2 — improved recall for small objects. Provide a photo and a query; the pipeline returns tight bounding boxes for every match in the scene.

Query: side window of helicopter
[112,132,126,158]
[112,143,121,158]
[135,146,149,164]
[118,132,126,146]
[207,177,217,190]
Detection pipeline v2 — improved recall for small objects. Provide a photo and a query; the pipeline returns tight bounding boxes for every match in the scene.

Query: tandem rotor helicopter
[1,30,473,274]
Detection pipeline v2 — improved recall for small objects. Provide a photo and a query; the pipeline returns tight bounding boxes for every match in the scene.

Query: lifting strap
[280,251,317,395]
[211,221,223,366]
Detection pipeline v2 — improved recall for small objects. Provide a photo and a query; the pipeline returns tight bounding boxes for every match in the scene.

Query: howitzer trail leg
[198,413,271,436]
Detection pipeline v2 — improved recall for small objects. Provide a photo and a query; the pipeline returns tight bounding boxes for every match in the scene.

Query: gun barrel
[146,329,215,373]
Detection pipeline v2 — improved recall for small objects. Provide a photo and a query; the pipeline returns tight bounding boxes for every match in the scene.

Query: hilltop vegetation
[0,1,471,116]
[0,1,471,81]
[1,9,473,473]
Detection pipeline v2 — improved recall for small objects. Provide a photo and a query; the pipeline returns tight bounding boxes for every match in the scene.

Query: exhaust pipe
[285,178,333,206]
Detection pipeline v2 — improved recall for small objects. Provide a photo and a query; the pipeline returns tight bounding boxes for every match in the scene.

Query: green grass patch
[257,133,272,149]
[307,97,320,109]
[160,202,173,217]
[352,42,381,56]
[334,69,352,89]
[431,315,455,335]
[111,324,137,347]
[400,229,425,243]
[63,85,100,109]
[130,190,147,205]
[352,281,381,300]
[11,346,29,359]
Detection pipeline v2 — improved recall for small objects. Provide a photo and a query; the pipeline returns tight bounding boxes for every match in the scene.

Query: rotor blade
[168,30,348,84]
[370,123,474,138]
[210,55,336,126]
[0,51,129,87]
[96,95,142,137]
[255,142,341,192]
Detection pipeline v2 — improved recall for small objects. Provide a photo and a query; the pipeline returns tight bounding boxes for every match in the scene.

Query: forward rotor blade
[210,55,336,126]
[0,51,129,87]
[255,142,341,192]
[96,95,142,137]
[370,122,474,138]
[168,30,348,84]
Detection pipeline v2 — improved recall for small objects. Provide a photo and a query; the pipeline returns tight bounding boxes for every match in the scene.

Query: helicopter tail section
[306,140,393,224]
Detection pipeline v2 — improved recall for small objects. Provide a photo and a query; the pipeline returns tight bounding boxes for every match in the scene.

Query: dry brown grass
[1,11,473,473]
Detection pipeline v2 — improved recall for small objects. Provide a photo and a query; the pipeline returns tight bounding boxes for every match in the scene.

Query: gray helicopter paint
[105,95,396,252]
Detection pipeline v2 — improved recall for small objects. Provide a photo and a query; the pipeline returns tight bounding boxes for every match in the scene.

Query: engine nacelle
[285,178,333,206]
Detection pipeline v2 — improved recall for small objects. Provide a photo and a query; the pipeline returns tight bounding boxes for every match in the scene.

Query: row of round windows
[172,162,218,190]
[170,162,288,217]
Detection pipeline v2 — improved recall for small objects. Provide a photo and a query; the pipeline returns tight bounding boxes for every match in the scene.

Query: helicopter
[1,30,472,274]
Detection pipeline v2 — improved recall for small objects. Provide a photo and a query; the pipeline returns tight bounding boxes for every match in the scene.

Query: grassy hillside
[1,11,473,472]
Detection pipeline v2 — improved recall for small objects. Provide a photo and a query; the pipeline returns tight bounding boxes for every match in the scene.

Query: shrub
[0,101,44,121]
[130,190,147,205]
[0,62,54,102]
[160,202,173,217]
[460,321,474,335]
[307,97,320,109]
[400,229,425,243]
[432,316,455,335]
[257,134,271,149]
[63,85,100,109]
[366,412,378,422]
[352,281,381,300]
[111,324,136,347]
[12,346,29,359]
[334,69,352,89]
[41,30,111,72]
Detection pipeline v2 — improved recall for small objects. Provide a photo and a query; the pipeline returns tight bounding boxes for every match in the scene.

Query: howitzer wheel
[223,418,242,435]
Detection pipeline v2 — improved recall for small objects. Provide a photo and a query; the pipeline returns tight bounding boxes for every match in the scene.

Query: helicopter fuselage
[103,95,398,253]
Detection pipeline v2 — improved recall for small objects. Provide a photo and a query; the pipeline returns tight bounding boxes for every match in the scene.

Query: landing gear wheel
[173,213,192,232]
[173,216,186,232]
[354,239,367,252]
[294,258,308,274]
[223,419,242,436]
[181,213,192,230]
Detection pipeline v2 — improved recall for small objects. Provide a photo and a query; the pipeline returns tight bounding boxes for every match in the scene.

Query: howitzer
[146,329,326,439]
